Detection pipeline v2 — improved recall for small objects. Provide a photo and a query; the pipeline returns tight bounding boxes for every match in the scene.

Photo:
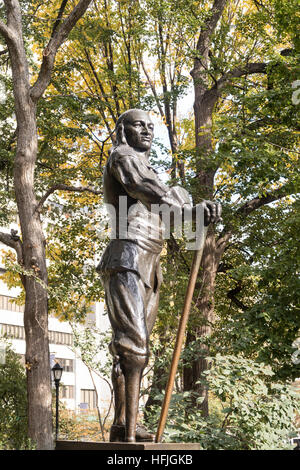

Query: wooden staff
[155,224,209,443]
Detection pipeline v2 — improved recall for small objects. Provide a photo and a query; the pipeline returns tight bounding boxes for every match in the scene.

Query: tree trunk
[2,2,54,445]
[183,227,218,416]
[14,103,53,449]
[0,0,94,449]
[185,86,218,408]
[182,24,222,413]
[182,0,272,416]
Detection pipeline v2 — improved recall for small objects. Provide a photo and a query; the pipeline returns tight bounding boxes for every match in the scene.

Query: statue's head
[115,109,154,153]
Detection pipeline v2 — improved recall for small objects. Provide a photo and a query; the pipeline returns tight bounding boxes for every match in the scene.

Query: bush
[145,355,300,450]
[0,339,32,449]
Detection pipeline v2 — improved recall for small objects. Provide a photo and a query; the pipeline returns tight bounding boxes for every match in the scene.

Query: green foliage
[46,205,107,322]
[145,355,299,450]
[0,339,32,450]
[214,200,300,381]
[203,355,299,449]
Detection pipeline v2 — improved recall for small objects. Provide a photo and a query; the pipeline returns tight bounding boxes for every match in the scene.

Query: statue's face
[123,110,154,151]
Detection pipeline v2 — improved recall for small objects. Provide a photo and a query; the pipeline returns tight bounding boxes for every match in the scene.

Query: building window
[55,358,74,373]
[60,385,74,400]
[80,389,97,410]
[0,323,25,340]
[0,295,24,313]
[0,323,73,346]
[48,330,73,346]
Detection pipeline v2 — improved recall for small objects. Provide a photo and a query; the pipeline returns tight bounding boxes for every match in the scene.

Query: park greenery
[0,0,299,449]
[0,340,32,449]
[145,355,299,450]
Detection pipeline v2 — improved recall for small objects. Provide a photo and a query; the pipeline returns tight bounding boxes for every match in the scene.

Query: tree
[183,0,299,414]
[137,0,299,416]
[0,0,94,449]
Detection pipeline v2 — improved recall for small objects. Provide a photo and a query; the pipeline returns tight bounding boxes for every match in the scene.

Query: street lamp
[51,362,63,442]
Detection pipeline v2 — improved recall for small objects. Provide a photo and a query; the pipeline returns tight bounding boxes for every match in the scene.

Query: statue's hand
[202,200,222,226]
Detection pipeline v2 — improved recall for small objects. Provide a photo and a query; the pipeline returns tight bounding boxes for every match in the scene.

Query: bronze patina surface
[97,109,220,443]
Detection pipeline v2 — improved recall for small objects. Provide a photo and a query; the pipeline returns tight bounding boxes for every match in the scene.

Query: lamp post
[51,362,63,442]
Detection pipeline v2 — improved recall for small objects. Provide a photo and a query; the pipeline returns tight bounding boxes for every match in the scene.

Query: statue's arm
[112,153,221,224]
[111,154,170,209]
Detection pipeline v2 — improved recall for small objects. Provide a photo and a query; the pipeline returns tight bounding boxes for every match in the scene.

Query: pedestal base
[56,440,200,451]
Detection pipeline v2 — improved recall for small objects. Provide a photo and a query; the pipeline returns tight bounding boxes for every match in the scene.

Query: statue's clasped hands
[202,200,222,225]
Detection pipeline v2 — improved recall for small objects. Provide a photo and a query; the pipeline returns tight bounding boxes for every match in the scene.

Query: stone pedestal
[56,440,200,451]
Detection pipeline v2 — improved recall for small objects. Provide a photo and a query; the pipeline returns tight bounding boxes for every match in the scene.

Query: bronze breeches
[104,271,159,369]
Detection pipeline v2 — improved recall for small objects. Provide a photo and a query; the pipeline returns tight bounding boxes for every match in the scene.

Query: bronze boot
[110,423,155,442]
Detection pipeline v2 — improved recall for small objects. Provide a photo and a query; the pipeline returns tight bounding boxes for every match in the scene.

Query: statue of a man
[97,109,220,442]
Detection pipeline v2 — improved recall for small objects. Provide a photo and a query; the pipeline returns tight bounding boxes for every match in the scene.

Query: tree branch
[217,183,296,248]
[35,184,102,213]
[0,0,24,50]
[30,0,93,102]
[1,1,34,122]
[51,0,69,37]
[237,184,295,217]
[212,49,292,98]
[0,229,23,265]
[5,0,21,28]
[141,58,164,119]
[214,62,267,95]
[83,47,117,123]
[0,21,14,44]
[192,0,228,76]
[197,0,228,53]
[227,281,248,311]
[216,230,232,252]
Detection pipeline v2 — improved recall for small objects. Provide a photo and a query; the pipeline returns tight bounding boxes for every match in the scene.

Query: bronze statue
[97,109,221,442]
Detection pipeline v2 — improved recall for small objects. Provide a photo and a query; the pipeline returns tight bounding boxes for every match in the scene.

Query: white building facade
[0,244,112,415]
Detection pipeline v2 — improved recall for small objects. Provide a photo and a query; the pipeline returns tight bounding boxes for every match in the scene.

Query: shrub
[145,355,300,450]
[0,339,32,449]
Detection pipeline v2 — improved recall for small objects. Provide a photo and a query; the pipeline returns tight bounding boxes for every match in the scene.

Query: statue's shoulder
[107,145,141,178]
[110,145,138,163]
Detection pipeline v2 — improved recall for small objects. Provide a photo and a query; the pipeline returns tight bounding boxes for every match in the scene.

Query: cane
[155,223,209,443]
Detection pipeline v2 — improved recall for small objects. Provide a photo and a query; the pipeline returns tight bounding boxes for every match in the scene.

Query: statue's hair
[113,109,151,148]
